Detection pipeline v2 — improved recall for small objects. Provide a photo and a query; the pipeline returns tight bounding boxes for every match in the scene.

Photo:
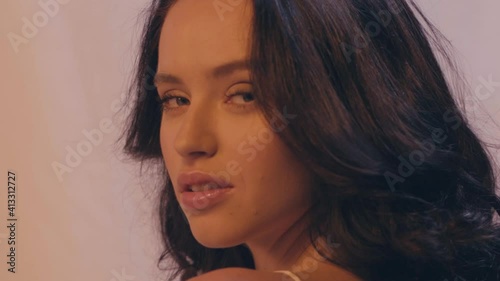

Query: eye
[226,91,255,110]
[157,89,256,113]
[157,93,190,112]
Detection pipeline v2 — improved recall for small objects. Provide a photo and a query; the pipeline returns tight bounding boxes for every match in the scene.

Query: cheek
[159,121,176,169]
[235,131,311,209]
[159,121,167,155]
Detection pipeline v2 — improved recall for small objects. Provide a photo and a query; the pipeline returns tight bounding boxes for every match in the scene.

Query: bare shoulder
[186,266,364,281]
[186,267,290,281]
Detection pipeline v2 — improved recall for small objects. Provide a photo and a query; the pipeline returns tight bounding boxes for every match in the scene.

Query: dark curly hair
[118,0,500,280]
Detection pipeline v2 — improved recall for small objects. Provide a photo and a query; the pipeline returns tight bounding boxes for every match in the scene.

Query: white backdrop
[1,1,499,281]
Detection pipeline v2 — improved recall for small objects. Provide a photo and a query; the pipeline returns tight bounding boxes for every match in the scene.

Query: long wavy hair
[118,0,500,280]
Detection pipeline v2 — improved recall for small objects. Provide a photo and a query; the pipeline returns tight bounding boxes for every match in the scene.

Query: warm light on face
[157,0,314,249]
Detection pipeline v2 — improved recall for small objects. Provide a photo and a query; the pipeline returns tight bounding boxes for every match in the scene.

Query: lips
[177,171,233,193]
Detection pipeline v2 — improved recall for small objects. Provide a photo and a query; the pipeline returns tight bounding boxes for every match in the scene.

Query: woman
[119,0,500,280]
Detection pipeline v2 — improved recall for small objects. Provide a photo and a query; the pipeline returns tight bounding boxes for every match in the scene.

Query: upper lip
[177,171,233,193]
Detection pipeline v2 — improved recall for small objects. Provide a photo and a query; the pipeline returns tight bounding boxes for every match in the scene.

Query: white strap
[274,270,302,281]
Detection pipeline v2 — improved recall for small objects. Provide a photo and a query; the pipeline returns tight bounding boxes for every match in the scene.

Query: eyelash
[157,91,255,113]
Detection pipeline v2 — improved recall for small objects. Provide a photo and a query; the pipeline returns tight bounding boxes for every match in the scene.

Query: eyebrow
[154,59,250,86]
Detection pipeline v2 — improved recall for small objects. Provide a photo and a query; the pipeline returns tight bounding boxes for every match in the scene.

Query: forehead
[158,0,253,71]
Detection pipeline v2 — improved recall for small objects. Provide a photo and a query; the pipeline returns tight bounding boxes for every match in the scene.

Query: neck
[244,207,313,271]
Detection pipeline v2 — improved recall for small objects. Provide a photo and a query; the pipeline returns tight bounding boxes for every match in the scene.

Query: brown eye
[159,94,190,112]
[228,91,255,104]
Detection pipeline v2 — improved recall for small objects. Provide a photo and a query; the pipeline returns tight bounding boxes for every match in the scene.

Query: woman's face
[156,0,314,248]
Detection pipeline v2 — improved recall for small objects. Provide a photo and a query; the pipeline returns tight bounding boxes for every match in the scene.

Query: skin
[155,0,363,280]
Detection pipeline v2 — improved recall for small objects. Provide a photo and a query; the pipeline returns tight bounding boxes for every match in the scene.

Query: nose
[173,101,218,159]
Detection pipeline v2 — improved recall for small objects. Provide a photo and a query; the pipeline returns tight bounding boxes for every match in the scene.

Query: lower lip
[180,187,234,211]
